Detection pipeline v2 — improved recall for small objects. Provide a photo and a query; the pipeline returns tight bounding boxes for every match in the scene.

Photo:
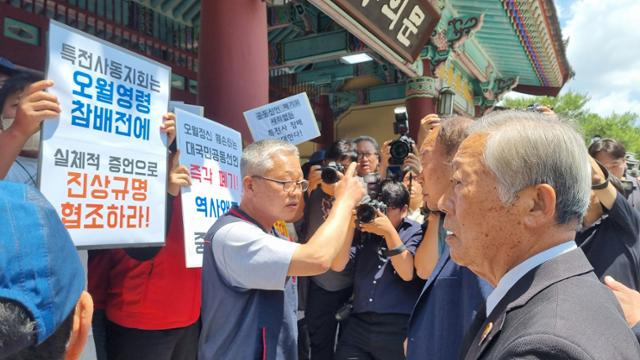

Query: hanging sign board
[309,0,439,63]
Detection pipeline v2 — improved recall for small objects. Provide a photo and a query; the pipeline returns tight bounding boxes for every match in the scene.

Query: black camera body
[321,161,344,184]
[356,173,387,224]
[389,107,415,166]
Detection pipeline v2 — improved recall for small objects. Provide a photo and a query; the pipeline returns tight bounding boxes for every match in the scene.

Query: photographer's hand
[590,156,616,210]
[359,210,395,237]
[418,114,441,149]
[380,140,392,179]
[402,150,422,175]
[307,164,323,194]
[360,210,415,281]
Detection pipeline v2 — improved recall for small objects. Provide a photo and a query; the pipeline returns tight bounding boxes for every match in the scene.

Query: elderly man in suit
[439,110,640,359]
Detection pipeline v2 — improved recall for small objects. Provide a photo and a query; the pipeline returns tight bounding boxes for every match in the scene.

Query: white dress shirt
[486,241,577,316]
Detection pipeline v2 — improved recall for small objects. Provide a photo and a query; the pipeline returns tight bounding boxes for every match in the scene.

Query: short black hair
[588,138,626,160]
[380,180,409,209]
[0,300,74,360]
[0,72,42,109]
[325,139,356,162]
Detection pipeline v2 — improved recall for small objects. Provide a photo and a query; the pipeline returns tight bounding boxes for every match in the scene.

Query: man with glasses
[198,140,365,360]
[354,136,380,177]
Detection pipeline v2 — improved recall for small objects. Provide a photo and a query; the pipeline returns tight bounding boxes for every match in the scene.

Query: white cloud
[561,0,640,116]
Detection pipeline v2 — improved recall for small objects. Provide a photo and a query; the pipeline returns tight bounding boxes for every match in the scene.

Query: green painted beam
[161,0,182,12]
[184,2,200,24]
[283,30,349,63]
[368,83,405,103]
[296,64,356,84]
[173,0,195,20]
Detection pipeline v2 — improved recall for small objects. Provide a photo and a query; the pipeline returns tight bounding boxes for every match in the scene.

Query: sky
[504,0,640,117]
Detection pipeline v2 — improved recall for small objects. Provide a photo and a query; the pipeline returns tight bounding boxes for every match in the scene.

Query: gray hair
[241,139,299,177]
[437,115,474,158]
[470,110,591,225]
[353,135,380,152]
[0,300,74,360]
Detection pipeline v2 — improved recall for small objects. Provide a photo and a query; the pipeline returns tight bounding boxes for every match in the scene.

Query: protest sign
[175,109,243,267]
[169,101,204,117]
[40,20,170,248]
[243,92,320,145]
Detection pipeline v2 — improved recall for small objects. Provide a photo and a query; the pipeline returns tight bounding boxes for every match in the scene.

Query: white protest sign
[175,109,243,268]
[40,21,170,249]
[169,101,204,117]
[243,92,320,145]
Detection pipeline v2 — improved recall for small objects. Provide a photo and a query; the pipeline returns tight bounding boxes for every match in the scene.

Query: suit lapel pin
[479,321,493,346]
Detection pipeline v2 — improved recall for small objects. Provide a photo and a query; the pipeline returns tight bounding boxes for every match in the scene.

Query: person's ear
[65,291,93,360]
[243,176,254,192]
[522,184,556,228]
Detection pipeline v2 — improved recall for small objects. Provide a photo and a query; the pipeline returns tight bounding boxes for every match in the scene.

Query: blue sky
[506,0,640,117]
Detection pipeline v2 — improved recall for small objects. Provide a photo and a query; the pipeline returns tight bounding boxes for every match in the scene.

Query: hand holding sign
[161,112,176,146]
[168,150,191,196]
[13,80,61,138]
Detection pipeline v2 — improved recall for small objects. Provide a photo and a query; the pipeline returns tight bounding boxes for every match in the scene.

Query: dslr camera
[388,107,415,169]
[321,161,344,185]
[356,173,387,224]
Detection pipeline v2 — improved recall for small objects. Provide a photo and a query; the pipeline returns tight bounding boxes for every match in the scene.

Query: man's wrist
[6,125,31,141]
[592,159,610,190]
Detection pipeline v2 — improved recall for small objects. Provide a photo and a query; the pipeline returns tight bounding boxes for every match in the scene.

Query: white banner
[243,92,320,145]
[175,109,243,268]
[40,21,170,249]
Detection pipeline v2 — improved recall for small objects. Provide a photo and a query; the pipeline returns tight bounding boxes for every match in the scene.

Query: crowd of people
[2,59,640,360]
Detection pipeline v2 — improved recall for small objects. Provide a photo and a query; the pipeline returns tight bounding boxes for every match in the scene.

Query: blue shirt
[350,218,424,315]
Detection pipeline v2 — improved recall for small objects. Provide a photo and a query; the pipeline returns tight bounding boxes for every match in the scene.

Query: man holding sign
[199,140,365,360]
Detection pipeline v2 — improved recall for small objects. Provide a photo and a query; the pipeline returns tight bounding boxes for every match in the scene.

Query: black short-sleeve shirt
[576,193,640,290]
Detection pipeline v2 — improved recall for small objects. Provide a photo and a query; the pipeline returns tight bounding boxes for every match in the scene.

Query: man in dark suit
[406,115,492,360]
[438,110,640,359]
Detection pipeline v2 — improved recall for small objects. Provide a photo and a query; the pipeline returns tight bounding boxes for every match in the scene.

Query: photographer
[589,138,640,210]
[354,136,380,177]
[298,139,358,360]
[332,180,424,360]
[577,156,640,291]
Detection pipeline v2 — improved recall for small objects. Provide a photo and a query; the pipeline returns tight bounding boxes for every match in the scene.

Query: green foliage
[502,91,640,154]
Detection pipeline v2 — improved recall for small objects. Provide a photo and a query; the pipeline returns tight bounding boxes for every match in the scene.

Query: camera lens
[356,203,377,224]
[321,167,339,184]
[390,140,410,162]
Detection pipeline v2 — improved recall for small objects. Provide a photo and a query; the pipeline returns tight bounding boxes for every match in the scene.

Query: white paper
[175,109,243,267]
[243,92,320,145]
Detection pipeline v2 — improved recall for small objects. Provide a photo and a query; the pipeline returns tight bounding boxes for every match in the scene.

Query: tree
[502,92,640,154]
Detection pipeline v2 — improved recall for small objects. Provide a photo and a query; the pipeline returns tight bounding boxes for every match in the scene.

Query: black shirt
[576,193,640,290]
[350,218,425,315]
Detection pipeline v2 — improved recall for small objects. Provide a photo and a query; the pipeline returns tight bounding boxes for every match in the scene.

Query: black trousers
[334,312,409,360]
[105,319,200,360]
[306,281,353,360]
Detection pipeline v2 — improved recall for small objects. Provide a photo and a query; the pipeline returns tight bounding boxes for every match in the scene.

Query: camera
[321,161,344,184]
[389,107,415,167]
[356,173,387,224]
